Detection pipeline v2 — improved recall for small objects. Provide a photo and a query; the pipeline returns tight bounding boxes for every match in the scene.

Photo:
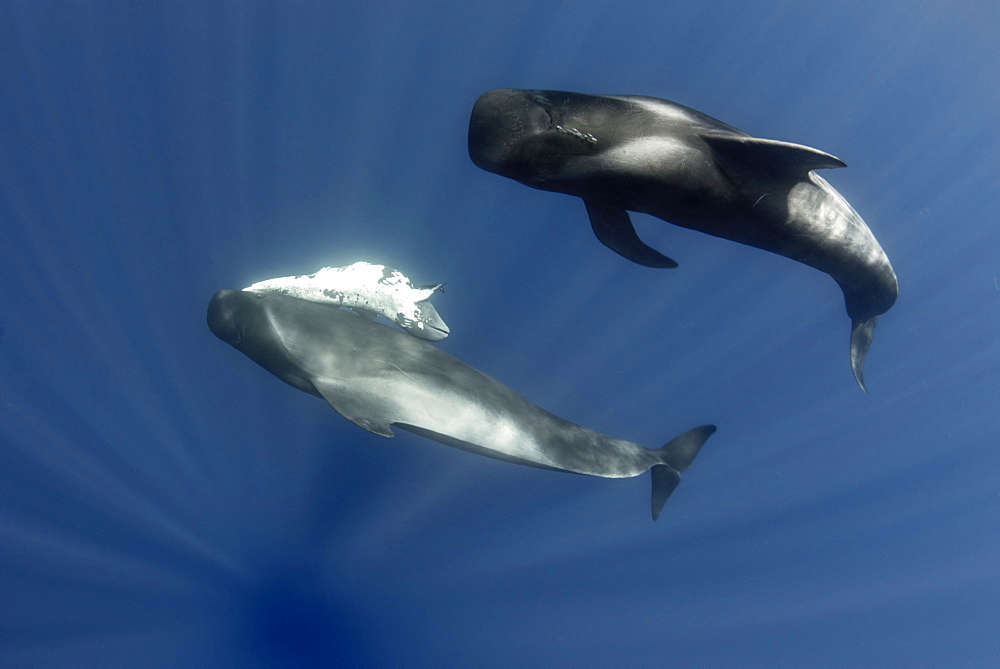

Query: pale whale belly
[337,365,653,478]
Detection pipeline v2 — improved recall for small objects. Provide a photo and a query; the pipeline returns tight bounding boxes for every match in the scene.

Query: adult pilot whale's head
[207,289,323,397]
[468,89,612,186]
[207,289,255,348]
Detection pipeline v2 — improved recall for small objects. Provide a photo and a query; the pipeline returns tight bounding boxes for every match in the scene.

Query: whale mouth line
[422,324,450,342]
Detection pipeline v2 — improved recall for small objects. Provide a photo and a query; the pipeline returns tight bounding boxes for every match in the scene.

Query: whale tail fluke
[650,425,717,520]
[850,316,877,393]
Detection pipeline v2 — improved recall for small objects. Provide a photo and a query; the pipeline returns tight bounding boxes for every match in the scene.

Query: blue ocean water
[1,2,997,666]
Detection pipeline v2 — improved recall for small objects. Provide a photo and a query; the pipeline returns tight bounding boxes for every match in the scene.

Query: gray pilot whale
[208,289,716,519]
[468,88,898,391]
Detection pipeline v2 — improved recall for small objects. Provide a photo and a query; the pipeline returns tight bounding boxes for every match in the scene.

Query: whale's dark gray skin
[208,289,716,519]
[468,89,898,391]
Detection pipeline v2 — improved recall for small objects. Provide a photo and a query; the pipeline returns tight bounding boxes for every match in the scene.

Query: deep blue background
[2,2,998,666]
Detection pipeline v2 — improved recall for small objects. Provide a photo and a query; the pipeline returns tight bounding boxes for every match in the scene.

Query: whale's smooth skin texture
[468,88,898,390]
[208,289,716,520]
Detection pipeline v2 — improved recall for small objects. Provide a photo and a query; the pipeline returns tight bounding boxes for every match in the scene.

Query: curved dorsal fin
[702,134,846,178]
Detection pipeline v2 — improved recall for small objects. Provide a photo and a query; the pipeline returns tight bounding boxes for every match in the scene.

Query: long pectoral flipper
[585,199,678,268]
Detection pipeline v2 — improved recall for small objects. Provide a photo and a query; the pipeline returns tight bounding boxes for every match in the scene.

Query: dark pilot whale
[208,289,716,520]
[468,88,898,391]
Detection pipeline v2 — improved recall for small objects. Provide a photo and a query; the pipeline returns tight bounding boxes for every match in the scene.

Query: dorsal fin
[702,134,846,178]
